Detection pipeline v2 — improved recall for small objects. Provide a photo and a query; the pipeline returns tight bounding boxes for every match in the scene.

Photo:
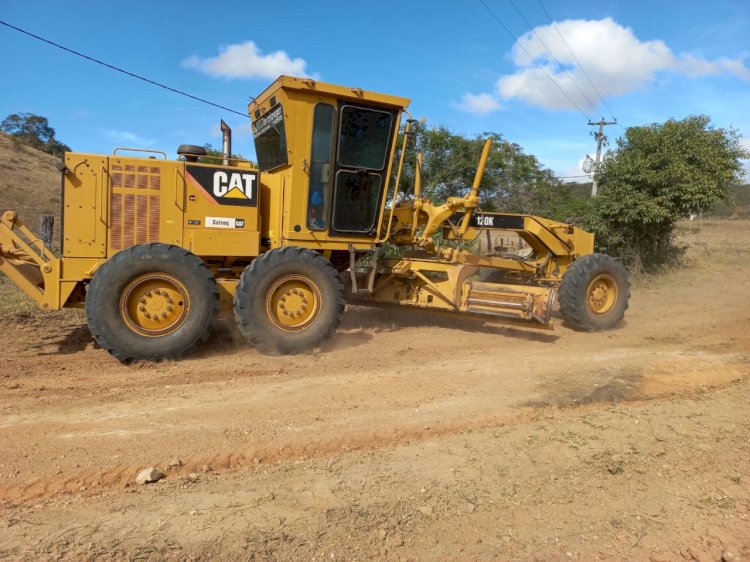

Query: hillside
[0,132,62,246]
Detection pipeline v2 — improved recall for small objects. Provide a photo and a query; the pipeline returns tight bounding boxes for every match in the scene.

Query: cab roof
[248,76,411,113]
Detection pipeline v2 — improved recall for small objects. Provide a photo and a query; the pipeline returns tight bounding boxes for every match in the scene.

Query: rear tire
[234,247,345,354]
[86,244,218,362]
[559,253,629,331]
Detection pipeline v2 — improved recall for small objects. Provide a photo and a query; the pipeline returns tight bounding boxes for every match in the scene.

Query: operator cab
[249,77,409,248]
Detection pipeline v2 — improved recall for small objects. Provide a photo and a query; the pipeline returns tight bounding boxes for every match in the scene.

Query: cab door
[329,104,396,237]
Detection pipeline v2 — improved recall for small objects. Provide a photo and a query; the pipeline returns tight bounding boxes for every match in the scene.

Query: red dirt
[0,220,749,561]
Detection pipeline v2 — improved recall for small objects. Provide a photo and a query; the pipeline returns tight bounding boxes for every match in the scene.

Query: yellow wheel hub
[120,273,189,336]
[586,273,618,315]
[265,275,321,332]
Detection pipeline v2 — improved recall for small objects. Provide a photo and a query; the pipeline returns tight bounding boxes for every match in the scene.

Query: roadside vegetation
[582,116,747,272]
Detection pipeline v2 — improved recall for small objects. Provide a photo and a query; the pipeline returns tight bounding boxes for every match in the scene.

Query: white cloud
[458,92,501,115]
[100,129,155,147]
[182,41,310,80]
[486,17,750,111]
[678,55,750,80]
[717,57,750,81]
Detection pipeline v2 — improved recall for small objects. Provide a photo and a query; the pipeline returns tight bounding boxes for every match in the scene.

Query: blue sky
[1,0,748,180]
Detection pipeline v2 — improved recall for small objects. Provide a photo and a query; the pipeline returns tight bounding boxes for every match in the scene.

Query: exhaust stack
[220,120,232,166]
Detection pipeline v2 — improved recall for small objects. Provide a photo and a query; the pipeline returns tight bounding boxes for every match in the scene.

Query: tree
[583,115,747,270]
[1,113,71,157]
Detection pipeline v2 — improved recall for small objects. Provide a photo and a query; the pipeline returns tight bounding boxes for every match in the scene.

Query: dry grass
[636,218,750,291]
[0,280,45,318]
[0,132,62,246]
[677,218,750,265]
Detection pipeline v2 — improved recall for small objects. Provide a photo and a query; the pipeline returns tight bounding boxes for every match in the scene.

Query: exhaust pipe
[220,120,232,166]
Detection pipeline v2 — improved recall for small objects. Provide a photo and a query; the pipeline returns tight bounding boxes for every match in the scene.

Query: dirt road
[0,220,748,561]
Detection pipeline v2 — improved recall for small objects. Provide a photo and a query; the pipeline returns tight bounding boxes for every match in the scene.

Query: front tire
[559,253,629,331]
[86,244,219,362]
[234,247,345,354]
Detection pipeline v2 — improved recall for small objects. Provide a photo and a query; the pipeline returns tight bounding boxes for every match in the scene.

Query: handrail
[112,147,168,159]
[378,110,412,243]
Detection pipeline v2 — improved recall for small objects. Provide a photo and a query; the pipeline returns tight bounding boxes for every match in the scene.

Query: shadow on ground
[342,305,559,344]
[36,324,95,355]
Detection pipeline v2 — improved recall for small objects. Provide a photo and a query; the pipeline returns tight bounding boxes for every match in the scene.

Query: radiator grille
[110,163,161,250]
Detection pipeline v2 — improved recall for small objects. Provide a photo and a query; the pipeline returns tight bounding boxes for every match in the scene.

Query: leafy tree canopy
[391,124,585,221]
[583,115,747,270]
[1,113,71,157]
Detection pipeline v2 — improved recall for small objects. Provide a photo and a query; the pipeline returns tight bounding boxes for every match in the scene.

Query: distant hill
[0,132,62,246]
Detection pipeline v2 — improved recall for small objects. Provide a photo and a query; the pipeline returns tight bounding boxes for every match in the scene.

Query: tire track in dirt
[2,366,745,505]
[0,411,525,504]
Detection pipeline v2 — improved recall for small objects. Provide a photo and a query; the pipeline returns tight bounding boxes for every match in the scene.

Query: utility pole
[588,118,617,197]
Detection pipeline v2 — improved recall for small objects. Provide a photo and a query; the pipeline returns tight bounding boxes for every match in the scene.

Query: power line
[477,0,591,119]
[505,0,597,112]
[535,0,617,121]
[0,19,251,118]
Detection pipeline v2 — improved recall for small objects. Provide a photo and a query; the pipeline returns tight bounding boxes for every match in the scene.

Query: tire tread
[559,253,630,331]
[234,247,345,354]
[86,244,218,363]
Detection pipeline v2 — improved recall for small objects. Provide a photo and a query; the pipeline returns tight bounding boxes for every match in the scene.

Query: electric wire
[477,0,591,119]
[0,19,251,118]
[534,0,617,120]
[535,0,625,136]
[505,0,598,112]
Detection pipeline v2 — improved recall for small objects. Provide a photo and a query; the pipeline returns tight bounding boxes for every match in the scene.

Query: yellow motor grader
[0,76,629,362]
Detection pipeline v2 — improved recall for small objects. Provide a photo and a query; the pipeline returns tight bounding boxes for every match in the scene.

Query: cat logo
[212,171,255,199]
[185,165,258,207]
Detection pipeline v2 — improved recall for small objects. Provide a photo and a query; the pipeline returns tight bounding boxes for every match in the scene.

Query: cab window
[337,106,392,170]
[306,104,335,231]
[253,104,287,172]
